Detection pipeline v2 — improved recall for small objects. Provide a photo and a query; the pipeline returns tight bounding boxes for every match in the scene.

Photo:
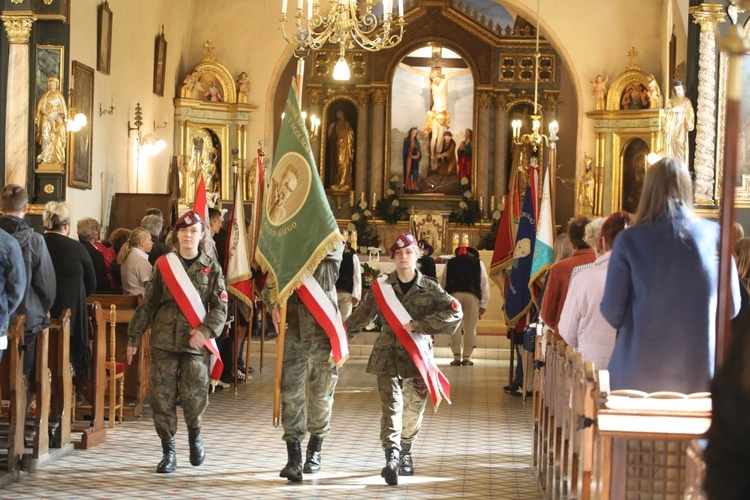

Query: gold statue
[577,153,595,215]
[664,81,695,165]
[327,109,354,188]
[646,74,662,108]
[236,72,250,103]
[35,76,68,166]
[591,75,608,111]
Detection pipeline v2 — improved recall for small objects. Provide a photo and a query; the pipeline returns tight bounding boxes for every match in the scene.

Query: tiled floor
[2,353,542,499]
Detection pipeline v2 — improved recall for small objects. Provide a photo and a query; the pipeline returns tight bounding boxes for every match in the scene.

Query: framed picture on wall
[153,26,167,97]
[97,1,112,75]
[68,61,94,190]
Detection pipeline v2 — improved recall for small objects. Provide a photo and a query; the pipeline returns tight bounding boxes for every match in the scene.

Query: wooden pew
[0,316,26,483]
[532,329,551,478]
[86,294,149,419]
[539,331,556,489]
[71,303,107,448]
[547,339,567,498]
[48,310,72,448]
[555,345,576,499]
[576,361,597,500]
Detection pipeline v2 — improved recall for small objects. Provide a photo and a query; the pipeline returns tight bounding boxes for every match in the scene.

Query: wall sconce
[127,103,167,155]
[99,97,116,116]
[66,87,87,132]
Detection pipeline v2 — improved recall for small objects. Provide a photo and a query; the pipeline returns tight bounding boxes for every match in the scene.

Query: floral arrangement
[361,262,381,292]
[376,177,409,224]
[449,177,482,225]
[349,198,380,249]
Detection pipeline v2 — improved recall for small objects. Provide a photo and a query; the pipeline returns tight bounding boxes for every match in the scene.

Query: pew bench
[0,316,26,486]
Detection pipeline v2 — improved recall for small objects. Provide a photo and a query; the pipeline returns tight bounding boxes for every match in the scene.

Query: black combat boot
[381,448,400,485]
[188,426,205,466]
[279,441,303,482]
[399,442,414,476]
[303,435,323,474]
[156,437,177,473]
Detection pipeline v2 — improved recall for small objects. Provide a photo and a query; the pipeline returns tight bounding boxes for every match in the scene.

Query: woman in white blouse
[118,227,154,296]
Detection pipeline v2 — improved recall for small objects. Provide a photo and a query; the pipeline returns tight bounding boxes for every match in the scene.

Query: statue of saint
[591,75,608,110]
[398,63,471,168]
[35,76,68,166]
[327,109,354,188]
[577,153,595,215]
[236,72,250,103]
[646,74,662,108]
[664,81,695,165]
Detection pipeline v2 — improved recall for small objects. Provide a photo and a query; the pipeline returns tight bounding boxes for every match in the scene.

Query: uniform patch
[451,299,461,312]
[202,266,211,275]
[220,290,229,303]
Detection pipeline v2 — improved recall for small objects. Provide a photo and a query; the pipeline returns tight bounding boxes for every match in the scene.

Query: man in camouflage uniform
[346,232,462,485]
[269,243,344,482]
[127,211,228,473]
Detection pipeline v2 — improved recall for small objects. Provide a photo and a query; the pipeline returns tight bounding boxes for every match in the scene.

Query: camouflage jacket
[128,251,228,353]
[264,244,343,342]
[346,270,462,378]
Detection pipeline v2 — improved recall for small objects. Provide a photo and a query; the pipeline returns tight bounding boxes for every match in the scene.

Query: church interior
[0,0,748,498]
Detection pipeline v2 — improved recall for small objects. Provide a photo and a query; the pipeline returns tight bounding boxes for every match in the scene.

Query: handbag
[523,312,540,353]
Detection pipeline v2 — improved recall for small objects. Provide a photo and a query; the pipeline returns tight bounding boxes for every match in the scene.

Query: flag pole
[273,304,288,427]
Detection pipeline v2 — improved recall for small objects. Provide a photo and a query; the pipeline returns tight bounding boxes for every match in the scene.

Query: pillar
[369,88,387,203]
[689,3,725,205]
[476,91,491,214]
[2,14,35,188]
[494,91,511,201]
[354,89,369,198]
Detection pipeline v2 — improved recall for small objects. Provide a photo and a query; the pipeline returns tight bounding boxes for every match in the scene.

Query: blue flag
[504,183,537,324]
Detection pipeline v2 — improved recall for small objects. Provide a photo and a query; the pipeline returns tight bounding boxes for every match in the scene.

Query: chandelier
[280,0,405,81]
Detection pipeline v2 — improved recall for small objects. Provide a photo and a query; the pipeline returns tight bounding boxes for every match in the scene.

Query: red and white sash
[295,277,349,367]
[371,276,450,409]
[157,253,224,383]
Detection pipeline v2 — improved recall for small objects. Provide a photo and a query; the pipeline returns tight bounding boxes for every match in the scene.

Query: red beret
[390,232,418,258]
[175,210,203,230]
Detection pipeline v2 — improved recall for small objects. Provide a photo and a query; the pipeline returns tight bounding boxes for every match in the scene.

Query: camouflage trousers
[149,347,209,440]
[281,337,339,443]
[377,375,429,451]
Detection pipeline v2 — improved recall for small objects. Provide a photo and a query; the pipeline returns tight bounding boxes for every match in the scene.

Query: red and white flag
[193,176,218,261]
[226,177,253,309]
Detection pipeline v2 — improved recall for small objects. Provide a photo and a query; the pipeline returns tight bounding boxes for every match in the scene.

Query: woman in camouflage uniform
[346,232,462,485]
[127,210,228,473]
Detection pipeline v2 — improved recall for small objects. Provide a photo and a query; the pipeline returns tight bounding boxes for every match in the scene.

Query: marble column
[476,91,492,215]
[369,88,387,203]
[354,89,370,198]
[494,91,511,202]
[2,15,35,189]
[306,86,323,170]
[689,3,725,205]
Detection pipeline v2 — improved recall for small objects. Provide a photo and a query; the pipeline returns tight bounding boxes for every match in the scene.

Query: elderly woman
[601,158,741,393]
[77,217,111,292]
[558,212,632,370]
[42,202,96,377]
[117,227,153,296]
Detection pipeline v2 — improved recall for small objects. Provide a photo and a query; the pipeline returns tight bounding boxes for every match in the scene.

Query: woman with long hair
[601,157,740,393]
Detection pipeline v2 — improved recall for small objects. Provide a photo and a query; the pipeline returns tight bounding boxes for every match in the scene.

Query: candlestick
[351,230,358,252]
[349,190,355,210]
[342,229,349,242]
[462,233,469,248]
[452,233,459,253]
[490,195,496,213]
[479,195,484,218]
[372,192,377,211]
[360,192,365,204]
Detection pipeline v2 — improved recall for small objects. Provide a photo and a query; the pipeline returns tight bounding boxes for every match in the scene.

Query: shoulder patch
[202,266,211,275]
[451,299,462,312]
[220,290,229,303]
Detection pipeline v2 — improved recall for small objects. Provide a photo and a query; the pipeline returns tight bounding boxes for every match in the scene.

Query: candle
[479,195,484,217]
[452,234,459,253]
[342,230,349,242]
[398,0,403,17]
[360,192,365,204]
[349,190,355,209]
[490,195,496,213]
[462,233,469,247]
[297,0,303,11]
[372,192,377,210]
[307,0,313,19]
[351,230,358,252]
[282,0,288,14]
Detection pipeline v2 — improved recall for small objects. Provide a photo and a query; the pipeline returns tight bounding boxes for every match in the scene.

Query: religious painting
[183,72,225,102]
[153,27,167,97]
[621,138,649,213]
[320,99,356,189]
[35,45,64,104]
[186,127,222,206]
[68,61,94,190]
[97,1,113,75]
[619,81,650,110]
[390,46,475,197]
[732,52,750,206]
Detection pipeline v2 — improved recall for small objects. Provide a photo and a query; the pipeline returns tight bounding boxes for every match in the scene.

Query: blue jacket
[0,228,26,349]
[601,208,740,394]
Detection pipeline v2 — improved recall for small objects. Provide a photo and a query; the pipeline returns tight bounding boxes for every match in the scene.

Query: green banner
[256,84,343,307]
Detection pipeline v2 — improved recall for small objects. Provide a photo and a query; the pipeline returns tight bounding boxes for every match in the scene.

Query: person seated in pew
[0,228,26,365]
[118,227,153,296]
[107,228,131,290]
[77,217,112,292]
[43,201,96,379]
[142,214,173,266]
[127,210,228,474]
[0,185,57,382]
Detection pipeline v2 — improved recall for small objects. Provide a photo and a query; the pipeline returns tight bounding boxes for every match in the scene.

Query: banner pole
[272,303,288,427]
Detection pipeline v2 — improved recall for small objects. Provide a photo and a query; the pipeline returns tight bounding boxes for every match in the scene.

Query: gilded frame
[726,22,750,207]
[319,95,358,188]
[97,1,113,75]
[68,61,94,190]
[153,28,167,97]
[183,122,230,204]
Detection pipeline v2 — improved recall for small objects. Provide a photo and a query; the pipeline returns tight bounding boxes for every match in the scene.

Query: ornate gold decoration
[307,86,323,105]
[543,91,560,113]
[372,88,388,106]
[625,46,639,70]
[43,0,54,4]
[312,49,367,79]
[202,39,217,63]
[477,91,492,109]
[690,3,726,33]
[179,40,237,103]
[11,0,23,3]
[354,89,370,108]
[498,53,554,83]
[2,15,35,44]
[324,86,354,103]
[495,91,511,110]
[605,48,653,111]
[43,184,54,195]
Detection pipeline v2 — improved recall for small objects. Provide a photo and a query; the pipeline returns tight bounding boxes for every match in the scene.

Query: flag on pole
[529,165,554,306]
[504,182,538,324]
[226,176,254,310]
[192,176,218,261]
[256,83,344,307]
[489,166,520,290]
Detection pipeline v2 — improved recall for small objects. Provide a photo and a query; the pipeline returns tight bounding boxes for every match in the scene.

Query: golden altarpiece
[585,50,665,216]
[173,41,257,207]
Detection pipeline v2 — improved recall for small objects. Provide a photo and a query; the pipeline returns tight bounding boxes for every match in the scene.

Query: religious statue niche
[621,138,649,213]
[506,102,536,195]
[185,127,222,207]
[390,46,474,197]
[322,99,357,190]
